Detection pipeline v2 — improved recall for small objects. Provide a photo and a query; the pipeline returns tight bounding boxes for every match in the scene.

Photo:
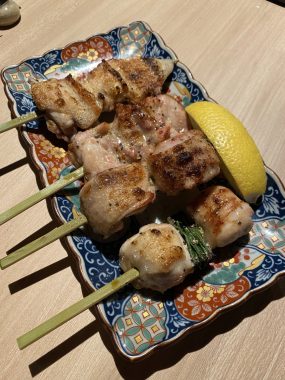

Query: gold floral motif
[52,147,66,159]
[196,285,214,302]
[78,48,99,62]
[212,285,225,294]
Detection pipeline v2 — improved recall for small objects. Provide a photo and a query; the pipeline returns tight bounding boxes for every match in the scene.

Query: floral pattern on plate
[2,21,285,360]
[175,277,251,321]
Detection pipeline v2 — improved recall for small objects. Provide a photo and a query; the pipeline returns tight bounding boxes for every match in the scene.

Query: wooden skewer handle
[0,112,39,133]
[0,167,84,226]
[0,214,87,269]
[17,268,139,349]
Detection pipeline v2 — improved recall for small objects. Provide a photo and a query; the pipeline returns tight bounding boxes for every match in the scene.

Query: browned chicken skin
[187,186,253,248]
[71,95,195,237]
[31,58,174,141]
[68,94,190,177]
[80,163,155,238]
[119,223,194,292]
[148,130,220,195]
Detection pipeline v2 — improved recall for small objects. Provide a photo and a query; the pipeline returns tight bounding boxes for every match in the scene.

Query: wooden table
[1,1,284,379]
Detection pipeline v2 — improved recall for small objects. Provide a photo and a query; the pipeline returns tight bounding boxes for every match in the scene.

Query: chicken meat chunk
[68,123,121,180]
[112,94,190,159]
[31,58,174,140]
[119,223,194,292]
[148,129,220,195]
[68,94,190,177]
[187,186,254,248]
[142,94,190,136]
[80,163,155,238]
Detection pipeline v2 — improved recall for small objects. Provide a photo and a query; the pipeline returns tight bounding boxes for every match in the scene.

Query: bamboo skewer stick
[0,112,39,133]
[0,214,87,269]
[17,268,139,349]
[0,167,84,225]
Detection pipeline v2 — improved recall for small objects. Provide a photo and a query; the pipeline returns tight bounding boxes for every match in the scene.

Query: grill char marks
[65,75,102,114]
[144,58,163,80]
[80,163,156,238]
[31,58,174,141]
[187,186,254,248]
[148,130,220,195]
[107,58,168,101]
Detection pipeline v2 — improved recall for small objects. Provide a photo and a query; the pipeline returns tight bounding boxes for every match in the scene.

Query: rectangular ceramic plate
[2,21,285,360]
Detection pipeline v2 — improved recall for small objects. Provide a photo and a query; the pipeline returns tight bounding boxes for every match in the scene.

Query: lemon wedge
[185,101,266,203]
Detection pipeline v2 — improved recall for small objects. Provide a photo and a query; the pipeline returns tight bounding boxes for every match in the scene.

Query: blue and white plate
[2,21,285,360]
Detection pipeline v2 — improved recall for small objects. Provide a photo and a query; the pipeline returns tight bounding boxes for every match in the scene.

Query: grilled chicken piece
[68,123,121,180]
[31,58,174,140]
[187,186,253,248]
[113,94,190,159]
[142,94,190,137]
[148,130,220,195]
[32,75,102,142]
[68,94,190,175]
[80,163,155,238]
[119,223,194,292]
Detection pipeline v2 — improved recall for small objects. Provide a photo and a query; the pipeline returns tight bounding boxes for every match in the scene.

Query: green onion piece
[168,218,212,267]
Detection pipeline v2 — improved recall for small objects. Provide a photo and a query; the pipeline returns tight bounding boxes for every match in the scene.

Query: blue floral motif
[26,50,63,74]
[101,28,120,57]
[172,67,188,85]
[254,172,285,221]
[164,300,193,337]
[12,91,36,113]
[147,43,163,58]
[171,66,206,102]
[145,35,173,59]
[245,253,285,288]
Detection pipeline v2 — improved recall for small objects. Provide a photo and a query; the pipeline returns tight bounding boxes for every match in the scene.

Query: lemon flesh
[185,101,266,203]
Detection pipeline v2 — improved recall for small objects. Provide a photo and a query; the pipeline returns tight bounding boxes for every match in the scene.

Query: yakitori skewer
[0,213,87,269]
[0,167,83,225]
[0,93,193,227]
[0,58,174,138]
[17,268,139,349]
[17,192,254,350]
[0,111,39,134]
[17,220,212,349]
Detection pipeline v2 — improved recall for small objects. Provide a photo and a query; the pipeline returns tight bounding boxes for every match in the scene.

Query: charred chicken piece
[113,94,190,160]
[80,163,155,238]
[31,58,174,141]
[148,130,220,195]
[68,94,190,176]
[119,223,194,292]
[187,186,253,248]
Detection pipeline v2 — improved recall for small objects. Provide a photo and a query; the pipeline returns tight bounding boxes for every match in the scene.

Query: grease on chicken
[148,130,220,195]
[113,94,190,156]
[68,94,190,177]
[80,163,155,238]
[68,123,121,180]
[119,223,194,292]
[142,94,190,136]
[187,186,254,248]
[31,58,174,140]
